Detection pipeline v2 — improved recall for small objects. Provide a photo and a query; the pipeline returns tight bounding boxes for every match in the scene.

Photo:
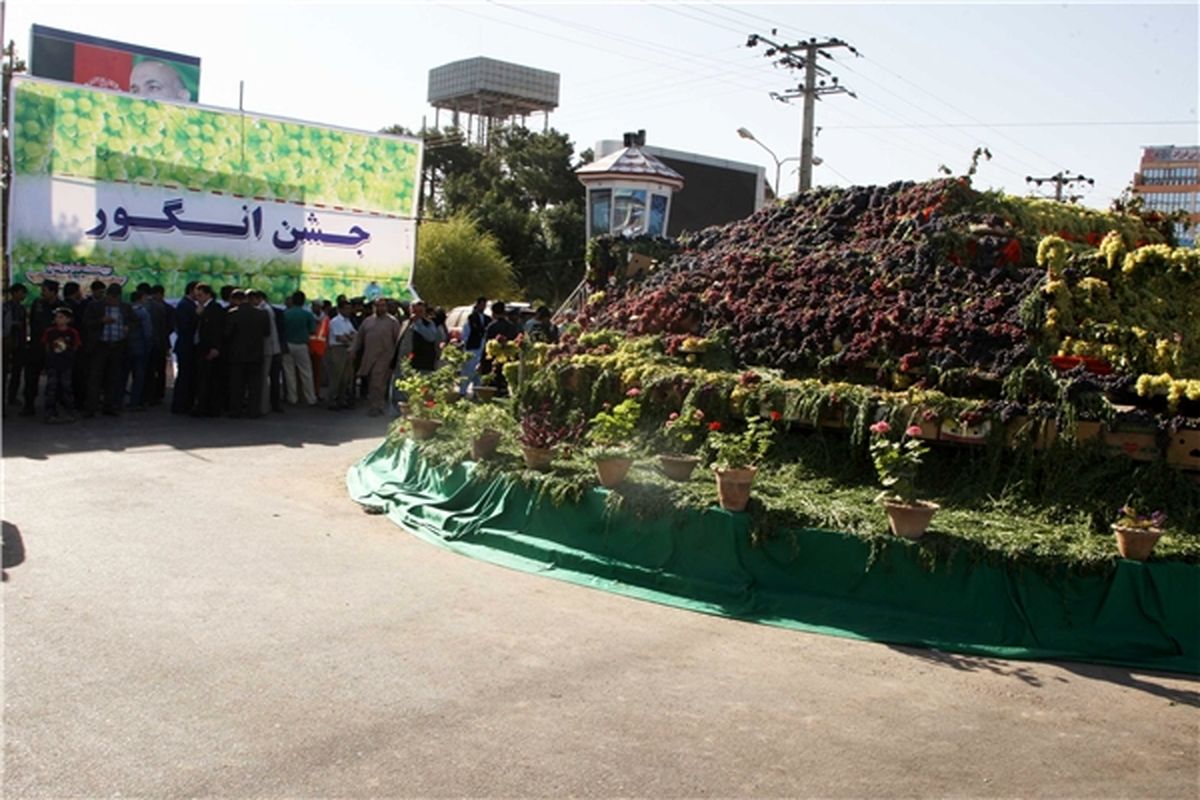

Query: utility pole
[1025,171,1094,203]
[747,31,858,192]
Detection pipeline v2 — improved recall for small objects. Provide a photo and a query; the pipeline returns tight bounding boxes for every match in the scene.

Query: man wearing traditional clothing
[352,298,401,416]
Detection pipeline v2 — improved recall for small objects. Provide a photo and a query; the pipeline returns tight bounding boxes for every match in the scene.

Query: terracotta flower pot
[1112,524,1163,561]
[471,429,502,460]
[473,385,498,403]
[521,445,555,472]
[714,466,757,512]
[594,456,633,488]
[879,498,940,539]
[443,390,462,405]
[409,418,442,440]
[659,454,700,482]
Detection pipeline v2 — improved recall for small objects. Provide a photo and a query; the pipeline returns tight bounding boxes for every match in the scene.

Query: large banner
[8,76,422,301]
[31,25,201,102]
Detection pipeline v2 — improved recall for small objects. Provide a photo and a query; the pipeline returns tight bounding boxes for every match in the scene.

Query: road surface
[3,408,1197,797]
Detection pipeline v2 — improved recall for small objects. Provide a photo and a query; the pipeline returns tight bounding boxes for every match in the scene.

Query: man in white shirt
[325,300,358,410]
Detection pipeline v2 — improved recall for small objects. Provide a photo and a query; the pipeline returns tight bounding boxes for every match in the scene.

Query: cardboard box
[1075,421,1102,443]
[1166,429,1200,470]
[941,419,991,445]
[1103,430,1159,462]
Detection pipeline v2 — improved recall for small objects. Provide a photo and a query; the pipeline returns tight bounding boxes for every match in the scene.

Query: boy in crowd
[40,307,82,422]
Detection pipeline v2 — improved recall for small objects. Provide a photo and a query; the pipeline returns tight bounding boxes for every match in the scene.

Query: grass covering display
[349,439,1200,674]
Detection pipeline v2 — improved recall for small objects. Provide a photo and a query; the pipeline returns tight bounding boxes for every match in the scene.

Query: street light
[737,127,800,198]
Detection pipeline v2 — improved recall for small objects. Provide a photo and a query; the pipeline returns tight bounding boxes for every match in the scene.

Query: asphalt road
[3,407,1198,798]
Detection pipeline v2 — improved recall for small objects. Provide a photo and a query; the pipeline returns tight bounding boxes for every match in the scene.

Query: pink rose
[668,412,679,421]
[906,425,923,437]
[626,387,642,398]
[869,420,891,435]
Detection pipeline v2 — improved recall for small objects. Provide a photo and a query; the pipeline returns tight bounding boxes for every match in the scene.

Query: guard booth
[576,131,684,239]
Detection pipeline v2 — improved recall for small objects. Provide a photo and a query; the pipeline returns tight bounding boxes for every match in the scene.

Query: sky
[8,1,1198,210]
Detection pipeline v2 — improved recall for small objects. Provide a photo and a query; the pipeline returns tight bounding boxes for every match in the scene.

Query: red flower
[424,399,436,408]
[708,421,722,432]
[769,410,782,422]
[1002,238,1021,264]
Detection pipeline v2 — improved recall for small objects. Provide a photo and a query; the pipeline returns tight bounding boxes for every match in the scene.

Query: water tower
[427,57,560,146]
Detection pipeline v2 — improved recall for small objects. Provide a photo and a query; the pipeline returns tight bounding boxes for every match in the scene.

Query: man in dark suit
[257,291,287,414]
[223,289,271,418]
[22,280,60,416]
[141,283,168,406]
[82,283,134,416]
[192,283,226,417]
[171,281,199,414]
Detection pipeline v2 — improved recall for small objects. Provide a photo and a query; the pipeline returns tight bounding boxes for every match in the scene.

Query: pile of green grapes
[12,80,420,217]
[11,240,414,302]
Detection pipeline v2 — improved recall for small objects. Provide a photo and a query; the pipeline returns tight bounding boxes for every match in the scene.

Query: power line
[1026,171,1096,203]
[747,31,859,191]
[824,119,1198,129]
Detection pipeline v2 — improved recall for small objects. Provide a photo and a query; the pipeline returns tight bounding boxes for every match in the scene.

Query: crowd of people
[2,279,560,424]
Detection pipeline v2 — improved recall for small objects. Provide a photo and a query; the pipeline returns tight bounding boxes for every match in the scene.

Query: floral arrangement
[518,404,587,451]
[485,335,522,365]
[586,387,642,460]
[662,407,709,455]
[463,401,515,440]
[1114,506,1166,531]
[394,365,434,406]
[707,415,775,470]
[869,420,930,505]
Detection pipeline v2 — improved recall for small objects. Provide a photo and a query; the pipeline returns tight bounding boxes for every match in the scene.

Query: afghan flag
[30,24,200,101]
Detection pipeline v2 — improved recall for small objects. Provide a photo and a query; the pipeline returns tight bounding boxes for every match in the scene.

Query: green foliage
[662,406,709,454]
[408,124,588,304]
[414,215,515,307]
[586,394,642,458]
[706,416,775,470]
[463,400,518,439]
[869,422,930,504]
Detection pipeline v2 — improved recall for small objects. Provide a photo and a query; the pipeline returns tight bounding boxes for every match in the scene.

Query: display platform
[348,441,1199,675]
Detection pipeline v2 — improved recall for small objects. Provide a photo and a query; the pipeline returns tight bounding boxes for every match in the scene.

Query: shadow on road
[887,644,1044,687]
[3,520,27,581]
[1056,662,1200,708]
[2,401,393,461]
[887,643,1200,706]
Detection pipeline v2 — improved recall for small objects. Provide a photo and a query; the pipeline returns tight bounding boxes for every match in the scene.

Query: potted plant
[394,366,433,424]
[517,405,586,472]
[463,401,514,460]
[870,420,938,539]
[1112,506,1166,561]
[707,415,775,511]
[406,393,466,440]
[473,371,498,403]
[586,388,642,488]
[658,406,708,481]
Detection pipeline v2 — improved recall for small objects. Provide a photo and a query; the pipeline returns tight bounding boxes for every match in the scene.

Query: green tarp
[348,441,1200,675]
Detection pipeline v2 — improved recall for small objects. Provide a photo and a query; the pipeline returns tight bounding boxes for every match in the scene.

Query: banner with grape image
[8,76,422,300]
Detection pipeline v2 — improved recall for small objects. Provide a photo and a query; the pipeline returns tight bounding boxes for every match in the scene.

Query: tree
[386,123,589,304]
[413,214,515,307]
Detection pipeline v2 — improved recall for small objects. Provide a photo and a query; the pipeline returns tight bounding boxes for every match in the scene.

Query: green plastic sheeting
[348,442,1200,675]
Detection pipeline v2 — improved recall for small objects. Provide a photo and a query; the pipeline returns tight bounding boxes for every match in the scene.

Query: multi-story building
[1132,145,1199,246]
